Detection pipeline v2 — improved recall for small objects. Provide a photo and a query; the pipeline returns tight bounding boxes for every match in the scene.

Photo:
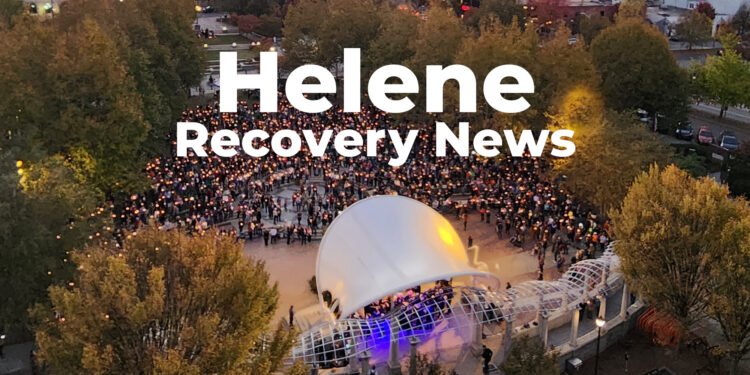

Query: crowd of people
[111,93,611,275]
[95,93,609,371]
[349,280,454,322]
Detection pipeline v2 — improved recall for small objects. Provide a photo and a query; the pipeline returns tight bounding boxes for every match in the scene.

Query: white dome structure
[290,195,624,367]
[316,195,487,319]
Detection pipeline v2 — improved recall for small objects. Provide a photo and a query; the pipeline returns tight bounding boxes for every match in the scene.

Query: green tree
[727,140,750,198]
[364,5,419,74]
[455,18,535,122]
[708,203,750,375]
[46,18,151,192]
[31,227,298,375]
[281,0,331,68]
[406,2,466,71]
[0,152,106,338]
[536,26,601,123]
[670,150,708,178]
[732,3,750,35]
[257,14,283,37]
[550,88,668,215]
[318,0,381,75]
[500,335,558,375]
[591,18,689,127]
[675,10,713,50]
[573,14,611,45]
[401,2,466,120]
[56,0,204,152]
[611,165,739,337]
[0,17,150,193]
[694,45,750,118]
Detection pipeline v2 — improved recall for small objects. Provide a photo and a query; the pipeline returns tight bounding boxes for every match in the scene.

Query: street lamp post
[594,318,605,375]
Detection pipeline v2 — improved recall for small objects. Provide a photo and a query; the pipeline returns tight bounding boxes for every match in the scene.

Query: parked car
[719,131,740,151]
[697,126,714,145]
[674,122,693,140]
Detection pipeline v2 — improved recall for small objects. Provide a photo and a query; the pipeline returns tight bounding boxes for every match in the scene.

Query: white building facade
[662,0,744,16]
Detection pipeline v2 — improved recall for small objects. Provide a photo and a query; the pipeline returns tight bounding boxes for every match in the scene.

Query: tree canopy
[0,152,106,337]
[549,88,668,215]
[0,0,204,338]
[591,18,689,127]
[727,141,750,198]
[675,10,713,50]
[695,1,716,20]
[708,200,750,375]
[733,3,750,35]
[611,165,739,331]
[31,228,301,375]
[500,335,558,375]
[693,44,750,118]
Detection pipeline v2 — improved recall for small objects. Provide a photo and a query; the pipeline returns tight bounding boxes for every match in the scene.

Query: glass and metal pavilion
[289,196,621,366]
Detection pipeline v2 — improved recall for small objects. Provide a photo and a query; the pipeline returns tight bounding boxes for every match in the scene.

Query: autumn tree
[693,42,750,118]
[675,10,713,50]
[591,18,690,128]
[364,5,419,75]
[407,2,466,71]
[455,18,535,123]
[550,88,667,215]
[611,165,739,337]
[695,1,716,20]
[281,0,330,68]
[615,0,645,21]
[0,0,204,191]
[31,227,302,375]
[727,140,750,198]
[708,201,750,375]
[500,335,558,375]
[318,0,381,75]
[236,14,262,33]
[0,152,107,338]
[401,2,466,119]
[535,26,601,123]
[0,17,150,193]
[457,21,599,129]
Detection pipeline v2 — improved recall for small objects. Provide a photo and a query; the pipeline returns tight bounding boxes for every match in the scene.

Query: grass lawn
[206,48,258,62]
[200,34,250,46]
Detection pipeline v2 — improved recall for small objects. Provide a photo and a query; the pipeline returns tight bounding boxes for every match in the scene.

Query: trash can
[565,357,583,374]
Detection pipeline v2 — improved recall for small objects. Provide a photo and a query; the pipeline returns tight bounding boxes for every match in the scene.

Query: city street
[690,104,750,144]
